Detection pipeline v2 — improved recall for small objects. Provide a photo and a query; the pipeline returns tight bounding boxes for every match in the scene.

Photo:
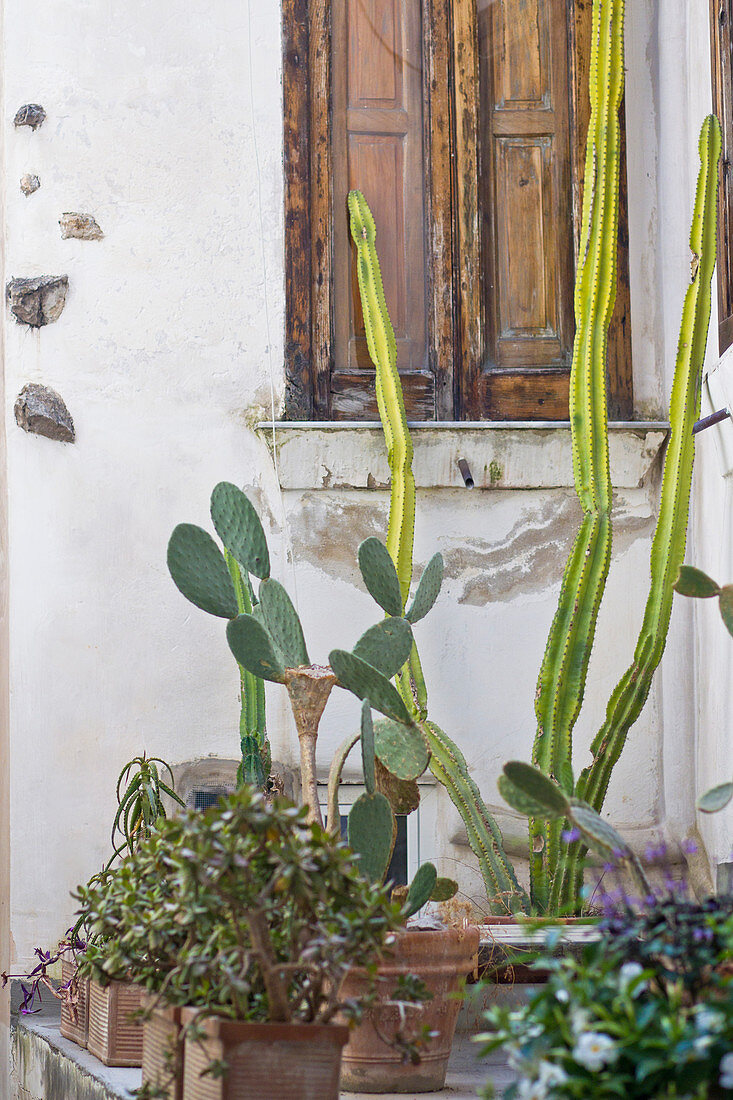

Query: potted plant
[76,784,406,1100]
[74,754,183,1065]
[477,881,733,1099]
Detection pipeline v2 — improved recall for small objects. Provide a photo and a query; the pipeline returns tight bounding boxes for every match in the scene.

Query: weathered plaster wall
[1,0,713,971]
[4,0,286,965]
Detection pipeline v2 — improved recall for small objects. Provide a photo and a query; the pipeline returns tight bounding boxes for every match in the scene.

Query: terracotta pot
[339,924,480,1094]
[59,958,89,1048]
[142,998,183,1100]
[180,1009,349,1100]
[87,978,145,1067]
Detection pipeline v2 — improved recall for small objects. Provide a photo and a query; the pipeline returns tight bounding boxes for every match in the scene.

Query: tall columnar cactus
[528,0,624,910]
[348,189,529,913]
[348,191,427,718]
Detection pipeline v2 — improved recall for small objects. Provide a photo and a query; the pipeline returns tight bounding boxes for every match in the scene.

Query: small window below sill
[257,421,669,491]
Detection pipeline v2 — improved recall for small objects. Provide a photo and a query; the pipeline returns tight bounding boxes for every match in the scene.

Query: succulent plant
[167,482,270,788]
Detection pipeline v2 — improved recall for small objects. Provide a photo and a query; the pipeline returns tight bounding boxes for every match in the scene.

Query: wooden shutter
[331,0,434,419]
[711,0,733,354]
[466,0,575,419]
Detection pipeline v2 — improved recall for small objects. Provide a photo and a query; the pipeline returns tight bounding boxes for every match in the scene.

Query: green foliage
[479,896,733,1099]
[352,618,413,678]
[346,791,394,884]
[111,755,184,861]
[675,565,733,638]
[430,877,459,903]
[168,486,270,788]
[501,762,570,818]
[167,524,239,619]
[405,553,443,625]
[210,481,270,580]
[403,863,438,919]
[675,565,721,599]
[358,537,403,616]
[360,700,376,796]
[329,648,411,724]
[226,614,286,683]
[77,786,403,1026]
[698,782,733,813]
[258,578,310,668]
[373,717,429,781]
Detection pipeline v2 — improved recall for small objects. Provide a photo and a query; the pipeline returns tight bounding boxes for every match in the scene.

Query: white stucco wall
[2,0,723,970]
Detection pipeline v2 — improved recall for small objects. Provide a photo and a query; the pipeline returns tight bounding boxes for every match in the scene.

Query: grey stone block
[6,276,68,327]
[14,384,75,443]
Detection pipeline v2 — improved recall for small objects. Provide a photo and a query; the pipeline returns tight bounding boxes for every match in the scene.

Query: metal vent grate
[191,787,229,811]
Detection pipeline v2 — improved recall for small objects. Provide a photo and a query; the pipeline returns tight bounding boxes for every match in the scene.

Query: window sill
[257,421,669,491]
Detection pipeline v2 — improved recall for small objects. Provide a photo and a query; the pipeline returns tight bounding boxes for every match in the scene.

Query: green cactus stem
[552,117,722,908]
[425,722,529,915]
[529,0,624,912]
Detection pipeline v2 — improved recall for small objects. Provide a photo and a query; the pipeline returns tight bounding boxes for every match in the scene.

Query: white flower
[692,1033,714,1055]
[618,961,647,997]
[516,1079,550,1100]
[555,987,569,1003]
[720,1051,733,1089]
[537,1060,568,1088]
[569,1006,592,1035]
[694,1005,725,1034]
[572,1031,619,1071]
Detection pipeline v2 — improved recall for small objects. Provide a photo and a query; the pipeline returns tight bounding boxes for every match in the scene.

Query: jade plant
[167,484,453,917]
[346,0,721,916]
[167,492,268,789]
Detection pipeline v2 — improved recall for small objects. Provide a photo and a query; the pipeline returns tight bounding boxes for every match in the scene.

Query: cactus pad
[258,578,310,668]
[498,774,558,820]
[358,537,403,616]
[502,762,570,817]
[347,791,394,883]
[567,801,631,859]
[674,565,720,598]
[329,648,411,723]
[352,617,413,678]
[698,782,733,813]
[226,614,286,683]
[210,481,270,580]
[403,862,438,918]
[360,700,376,796]
[374,717,429,781]
[167,523,239,619]
[720,588,733,636]
[406,553,443,624]
[431,877,458,903]
[375,758,420,814]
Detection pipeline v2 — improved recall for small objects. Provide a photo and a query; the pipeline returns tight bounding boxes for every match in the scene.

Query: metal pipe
[692,407,731,434]
[457,458,474,488]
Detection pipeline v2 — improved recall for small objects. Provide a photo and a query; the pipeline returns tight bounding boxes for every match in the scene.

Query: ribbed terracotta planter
[59,959,89,1048]
[340,924,480,1094]
[87,979,145,1067]
[181,1009,349,1100]
[142,999,183,1100]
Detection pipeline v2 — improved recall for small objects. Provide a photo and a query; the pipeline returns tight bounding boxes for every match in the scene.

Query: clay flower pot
[142,997,184,1100]
[86,978,145,1066]
[59,958,90,1048]
[339,923,480,1094]
[181,1009,349,1100]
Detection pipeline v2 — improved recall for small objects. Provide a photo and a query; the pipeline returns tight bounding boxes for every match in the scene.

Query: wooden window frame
[283,0,633,421]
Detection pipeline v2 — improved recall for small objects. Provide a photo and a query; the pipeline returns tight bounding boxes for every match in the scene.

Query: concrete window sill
[257,421,669,491]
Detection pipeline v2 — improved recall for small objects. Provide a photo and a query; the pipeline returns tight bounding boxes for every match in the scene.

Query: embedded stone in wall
[13,104,46,130]
[20,174,40,197]
[6,275,68,327]
[59,212,103,241]
[14,384,75,443]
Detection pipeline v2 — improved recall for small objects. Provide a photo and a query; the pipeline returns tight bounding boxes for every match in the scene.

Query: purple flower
[682,838,698,855]
[562,827,581,844]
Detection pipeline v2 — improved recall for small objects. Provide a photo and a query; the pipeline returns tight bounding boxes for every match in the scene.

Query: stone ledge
[258,421,669,491]
[12,1011,139,1100]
